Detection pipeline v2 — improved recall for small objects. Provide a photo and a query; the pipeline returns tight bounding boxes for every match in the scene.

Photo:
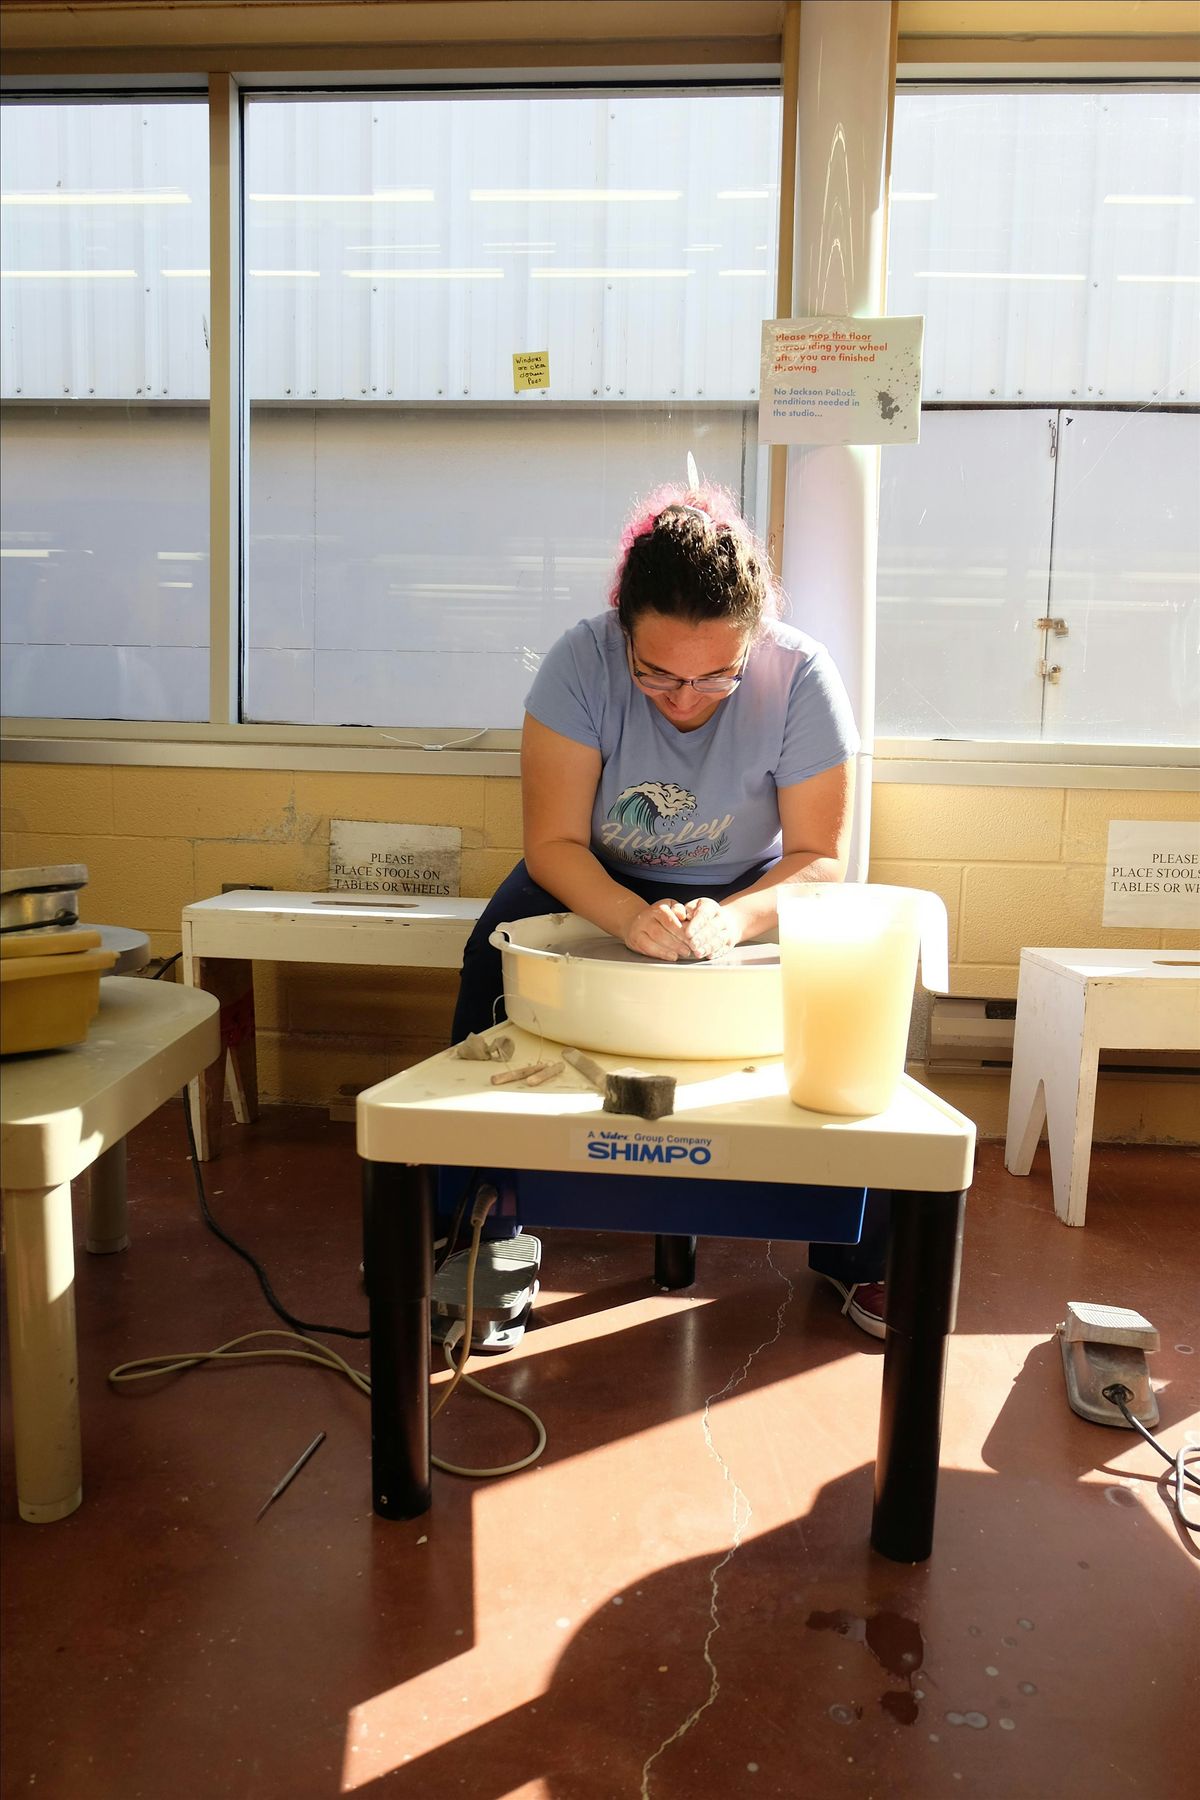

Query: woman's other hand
[678,895,741,961]
[624,897,691,960]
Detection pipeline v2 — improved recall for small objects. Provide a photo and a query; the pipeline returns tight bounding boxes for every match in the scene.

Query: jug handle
[488,926,515,952]
[918,893,949,994]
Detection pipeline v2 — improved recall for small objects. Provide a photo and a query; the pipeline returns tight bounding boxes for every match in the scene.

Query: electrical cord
[180,1081,369,1341]
[433,1334,547,1478]
[152,925,367,1338]
[1102,1383,1200,1534]
[432,1186,497,1423]
[109,1328,370,1394]
[106,1202,547,1480]
[112,1038,546,1476]
[429,1186,546,1477]
[435,1169,480,1275]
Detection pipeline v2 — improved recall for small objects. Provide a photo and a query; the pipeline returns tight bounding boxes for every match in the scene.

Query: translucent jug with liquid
[776,884,948,1116]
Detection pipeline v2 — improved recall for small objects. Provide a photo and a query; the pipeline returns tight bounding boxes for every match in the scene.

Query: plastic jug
[776,884,948,1116]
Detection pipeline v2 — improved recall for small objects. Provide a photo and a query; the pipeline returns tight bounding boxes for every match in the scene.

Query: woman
[453,483,888,1338]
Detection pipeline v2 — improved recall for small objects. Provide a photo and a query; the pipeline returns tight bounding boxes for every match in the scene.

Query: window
[0,99,211,722]
[3,79,1195,759]
[241,90,779,727]
[880,87,1199,746]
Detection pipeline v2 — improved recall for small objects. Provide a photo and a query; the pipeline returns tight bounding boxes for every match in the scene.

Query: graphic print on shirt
[601,781,733,870]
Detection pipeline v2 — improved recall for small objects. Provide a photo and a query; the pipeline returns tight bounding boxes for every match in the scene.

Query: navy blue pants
[452,860,889,1284]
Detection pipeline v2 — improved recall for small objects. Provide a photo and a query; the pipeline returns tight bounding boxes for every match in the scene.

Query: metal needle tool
[255,1430,326,1522]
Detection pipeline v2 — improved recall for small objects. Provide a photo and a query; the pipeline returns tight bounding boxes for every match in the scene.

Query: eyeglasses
[628,641,747,696]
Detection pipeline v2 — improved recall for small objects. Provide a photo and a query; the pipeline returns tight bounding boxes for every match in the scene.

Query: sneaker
[817,1273,887,1341]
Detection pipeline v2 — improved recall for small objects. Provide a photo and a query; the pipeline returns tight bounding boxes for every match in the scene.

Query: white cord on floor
[108,1329,370,1393]
[107,1203,548,1481]
[433,1335,547,1479]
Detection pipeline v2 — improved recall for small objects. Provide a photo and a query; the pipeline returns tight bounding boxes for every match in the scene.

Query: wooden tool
[490,1060,558,1086]
[562,1047,676,1121]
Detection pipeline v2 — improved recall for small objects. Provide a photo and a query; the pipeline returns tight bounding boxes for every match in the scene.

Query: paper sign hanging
[1103,820,1200,928]
[513,350,550,391]
[329,820,462,898]
[758,315,924,446]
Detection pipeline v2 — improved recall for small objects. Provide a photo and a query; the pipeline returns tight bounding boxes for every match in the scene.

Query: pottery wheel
[561,934,780,969]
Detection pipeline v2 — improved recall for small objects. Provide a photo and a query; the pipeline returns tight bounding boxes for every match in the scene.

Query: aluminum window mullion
[207,73,241,727]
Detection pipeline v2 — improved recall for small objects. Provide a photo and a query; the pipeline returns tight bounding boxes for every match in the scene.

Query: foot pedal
[1058,1301,1160,1428]
[432,1235,541,1354]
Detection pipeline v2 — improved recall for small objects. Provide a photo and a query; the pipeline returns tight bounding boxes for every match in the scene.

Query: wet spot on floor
[1174,1343,1193,1354]
[807,1608,925,1679]
[828,1704,862,1725]
[808,1607,926,1723]
[808,1609,865,1644]
[1017,1619,1034,1631]
[882,1691,920,1725]
[1018,1681,1037,1696]
[1001,1635,1018,1647]
[1077,1561,1090,1570]
[1104,1485,1137,1509]
[999,1718,1016,1731]
[967,1625,983,1637]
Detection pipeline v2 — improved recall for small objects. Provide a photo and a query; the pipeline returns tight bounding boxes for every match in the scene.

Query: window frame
[1,57,1196,791]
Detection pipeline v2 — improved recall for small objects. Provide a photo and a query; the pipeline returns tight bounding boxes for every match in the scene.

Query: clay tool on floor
[562,1047,676,1121]
[255,1430,326,1522]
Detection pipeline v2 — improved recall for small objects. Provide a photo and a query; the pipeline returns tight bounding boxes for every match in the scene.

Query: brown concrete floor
[2,1103,1197,1800]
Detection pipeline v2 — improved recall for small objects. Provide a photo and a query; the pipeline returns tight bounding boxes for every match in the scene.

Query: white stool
[182,890,484,1159]
[1004,948,1200,1227]
[1,978,219,1521]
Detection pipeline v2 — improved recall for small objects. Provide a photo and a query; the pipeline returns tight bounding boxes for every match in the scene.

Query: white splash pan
[489,912,783,1060]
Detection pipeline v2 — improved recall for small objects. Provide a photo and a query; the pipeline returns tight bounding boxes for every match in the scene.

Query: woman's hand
[677,895,741,961]
[623,897,691,961]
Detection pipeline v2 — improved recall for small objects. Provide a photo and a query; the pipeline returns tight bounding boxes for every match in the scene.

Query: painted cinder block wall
[2,763,1197,1140]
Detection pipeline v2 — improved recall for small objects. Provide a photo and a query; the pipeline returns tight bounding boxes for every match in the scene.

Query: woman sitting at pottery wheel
[453,482,889,1339]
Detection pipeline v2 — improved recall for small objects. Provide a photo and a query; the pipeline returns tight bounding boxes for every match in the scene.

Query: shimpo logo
[572,1128,724,1170]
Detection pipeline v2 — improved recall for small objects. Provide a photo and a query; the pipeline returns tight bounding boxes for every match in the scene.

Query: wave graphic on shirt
[604,781,731,870]
[610,781,697,833]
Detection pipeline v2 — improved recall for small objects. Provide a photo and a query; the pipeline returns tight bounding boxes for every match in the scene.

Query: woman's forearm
[525,840,647,940]
[722,850,845,940]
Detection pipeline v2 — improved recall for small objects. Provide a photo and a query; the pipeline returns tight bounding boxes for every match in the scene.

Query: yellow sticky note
[513,350,550,391]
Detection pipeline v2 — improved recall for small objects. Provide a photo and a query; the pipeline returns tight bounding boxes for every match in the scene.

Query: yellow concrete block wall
[1,762,519,1106]
[2,763,1196,1140]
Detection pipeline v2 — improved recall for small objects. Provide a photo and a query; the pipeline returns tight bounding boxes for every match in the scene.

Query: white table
[357,1026,976,1563]
[1005,948,1200,1227]
[1,978,220,1522]
[182,890,483,1159]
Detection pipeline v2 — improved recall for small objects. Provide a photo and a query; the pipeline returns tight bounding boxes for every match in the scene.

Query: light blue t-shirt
[525,610,860,887]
